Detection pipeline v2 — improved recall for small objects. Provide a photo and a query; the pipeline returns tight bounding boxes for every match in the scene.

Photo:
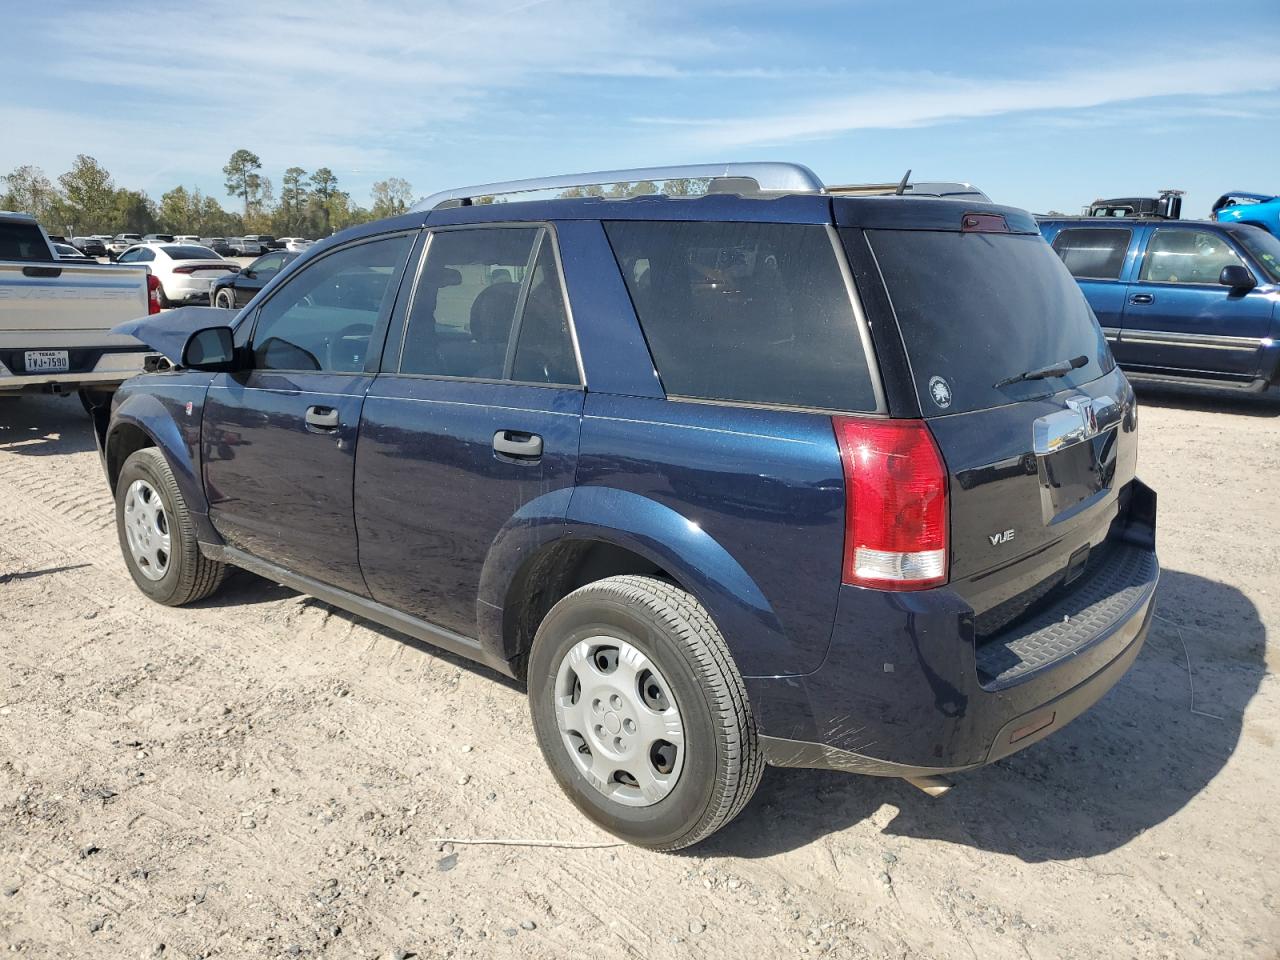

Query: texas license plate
[24,350,70,373]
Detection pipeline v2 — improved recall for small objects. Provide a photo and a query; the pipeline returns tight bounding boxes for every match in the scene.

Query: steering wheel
[326,323,374,370]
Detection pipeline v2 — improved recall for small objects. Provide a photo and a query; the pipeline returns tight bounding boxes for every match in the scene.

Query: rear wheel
[115,448,227,605]
[528,575,762,850]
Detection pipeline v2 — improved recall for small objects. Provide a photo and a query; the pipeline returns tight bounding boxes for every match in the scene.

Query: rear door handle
[493,430,542,458]
[1129,293,1154,305]
[305,405,339,429]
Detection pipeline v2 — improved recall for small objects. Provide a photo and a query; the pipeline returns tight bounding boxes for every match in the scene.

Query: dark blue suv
[96,163,1159,850]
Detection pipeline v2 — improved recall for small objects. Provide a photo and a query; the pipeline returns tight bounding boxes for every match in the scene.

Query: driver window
[252,234,411,372]
[1140,229,1245,285]
[254,252,285,276]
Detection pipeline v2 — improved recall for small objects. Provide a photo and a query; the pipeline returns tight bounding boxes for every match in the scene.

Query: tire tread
[555,575,763,850]
[118,448,227,606]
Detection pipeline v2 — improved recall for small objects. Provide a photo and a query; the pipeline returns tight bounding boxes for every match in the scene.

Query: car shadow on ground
[1133,382,1280,418]
[0,395,98,455]
[705,568,1265,861]
[193,570,526,692]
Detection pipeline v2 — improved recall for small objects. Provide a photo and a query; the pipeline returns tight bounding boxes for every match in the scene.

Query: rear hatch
[841,205,1142,649]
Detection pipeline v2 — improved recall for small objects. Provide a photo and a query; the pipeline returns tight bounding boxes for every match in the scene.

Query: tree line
[0,150,415,239]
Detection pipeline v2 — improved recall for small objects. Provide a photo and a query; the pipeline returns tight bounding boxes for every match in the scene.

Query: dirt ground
[0,387,1276,960]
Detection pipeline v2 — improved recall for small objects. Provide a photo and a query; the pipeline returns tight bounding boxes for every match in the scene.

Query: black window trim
[388,220,586,390]
[246,229,418,375]
[1136,224,1256,288]
[1051,226,1133,281]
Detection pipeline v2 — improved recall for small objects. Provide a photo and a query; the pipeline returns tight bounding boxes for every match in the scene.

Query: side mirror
[1219,264,1256,290]
[243,269,257,279]
[182,326,238,371]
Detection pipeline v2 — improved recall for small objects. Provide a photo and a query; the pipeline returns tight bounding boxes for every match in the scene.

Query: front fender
[107,385,219,544]
[563,487,794,677]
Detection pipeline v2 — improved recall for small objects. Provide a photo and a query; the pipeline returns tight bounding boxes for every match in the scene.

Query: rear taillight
[147,274,162,314]
[833,417,949,591]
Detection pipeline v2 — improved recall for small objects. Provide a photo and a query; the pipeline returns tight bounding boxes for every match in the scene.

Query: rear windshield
[604,220,878,412]
[0,221,53,262]
[865,229,1113,416]
[165,245,221,260]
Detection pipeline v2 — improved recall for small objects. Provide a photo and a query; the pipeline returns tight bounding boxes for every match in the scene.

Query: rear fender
[476,487,794,676]
[562,487,792,676]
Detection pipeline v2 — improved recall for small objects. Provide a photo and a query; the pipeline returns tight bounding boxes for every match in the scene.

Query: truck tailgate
[0,262,150,331]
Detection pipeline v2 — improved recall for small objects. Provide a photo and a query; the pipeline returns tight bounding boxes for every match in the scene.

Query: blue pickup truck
[1039,218,1280,392]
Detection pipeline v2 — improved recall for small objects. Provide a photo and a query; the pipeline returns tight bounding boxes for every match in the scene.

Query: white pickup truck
[1,210,158,402]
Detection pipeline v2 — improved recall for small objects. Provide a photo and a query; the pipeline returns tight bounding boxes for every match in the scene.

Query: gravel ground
[0,386,1277,959]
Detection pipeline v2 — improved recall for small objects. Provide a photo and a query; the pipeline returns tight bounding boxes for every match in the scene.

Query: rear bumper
[0,344,154,393]
[749,481,1159,776]
[164,277,220,303]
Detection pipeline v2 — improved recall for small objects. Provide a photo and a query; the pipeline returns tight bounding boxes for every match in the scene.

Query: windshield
[1231,226,1280,282]
[863,229,1114,416]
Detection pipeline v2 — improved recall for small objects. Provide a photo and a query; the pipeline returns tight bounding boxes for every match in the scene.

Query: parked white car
[115,242,239,307]
[279,236,314,252]
[173,234,201,244]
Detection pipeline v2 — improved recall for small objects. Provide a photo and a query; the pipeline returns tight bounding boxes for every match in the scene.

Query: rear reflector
[833,417,949,590]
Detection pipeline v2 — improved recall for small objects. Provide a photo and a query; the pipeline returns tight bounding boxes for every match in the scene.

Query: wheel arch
[478,486,792,679]
[106,392,218,543]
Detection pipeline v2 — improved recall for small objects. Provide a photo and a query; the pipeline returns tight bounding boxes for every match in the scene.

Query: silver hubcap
[554,637,685,807]
[123,479,171,581]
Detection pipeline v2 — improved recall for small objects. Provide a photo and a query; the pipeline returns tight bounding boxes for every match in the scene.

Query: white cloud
[11,0,722,193]
[638,51,1280,149]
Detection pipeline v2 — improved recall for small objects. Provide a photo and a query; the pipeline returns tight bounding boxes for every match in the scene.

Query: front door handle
[305,405,339,429]
[493,430,543,458]
[1129,293,1154,305]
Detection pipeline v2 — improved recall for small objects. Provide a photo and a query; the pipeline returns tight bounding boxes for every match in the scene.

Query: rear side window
[604,221,877,411]
[1051,228,1130,280]
[865,230,1114,416]
[0,221,52,262]
[400,227,579,385]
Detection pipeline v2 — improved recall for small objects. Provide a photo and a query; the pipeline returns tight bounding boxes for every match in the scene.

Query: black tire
[214,289,235,310]
[115,447,227,605]
[527,575,762,851]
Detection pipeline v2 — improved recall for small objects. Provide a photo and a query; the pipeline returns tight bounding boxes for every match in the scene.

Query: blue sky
[4,0,1279,216]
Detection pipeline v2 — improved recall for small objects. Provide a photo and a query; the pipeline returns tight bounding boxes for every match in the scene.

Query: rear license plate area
[24,350,70,374]
[1038,428,1119,521]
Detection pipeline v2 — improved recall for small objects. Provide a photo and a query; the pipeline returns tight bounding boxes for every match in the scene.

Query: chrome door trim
[1121,329,1266,351]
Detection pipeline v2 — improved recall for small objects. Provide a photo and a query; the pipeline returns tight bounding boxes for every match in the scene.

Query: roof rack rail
[411,162,825,212]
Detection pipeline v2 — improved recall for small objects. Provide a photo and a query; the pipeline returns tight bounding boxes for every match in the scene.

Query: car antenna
[894,169,912,196]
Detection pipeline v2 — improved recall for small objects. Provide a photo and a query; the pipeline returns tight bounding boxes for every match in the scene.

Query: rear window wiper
[993,355,1088,389]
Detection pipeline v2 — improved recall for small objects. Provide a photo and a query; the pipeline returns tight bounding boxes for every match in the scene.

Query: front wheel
[115,447,227,605]
[527,575,762,850]
[214,289,235,310]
